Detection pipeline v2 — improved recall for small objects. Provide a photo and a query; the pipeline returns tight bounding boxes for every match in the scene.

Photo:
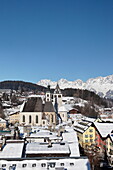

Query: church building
[19,84,68,126]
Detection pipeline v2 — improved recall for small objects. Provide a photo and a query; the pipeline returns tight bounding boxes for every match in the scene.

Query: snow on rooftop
[94,122,113,138]
[69,142,80,157]
[0,143,24,158]
[26,143,70,154]
[82,117,96,122]
[5,105,22,115]
[58,105,67,112]
[30,131,57,138]
[63,104,74,111]
[62,128,80,157]
[0,118,6,123]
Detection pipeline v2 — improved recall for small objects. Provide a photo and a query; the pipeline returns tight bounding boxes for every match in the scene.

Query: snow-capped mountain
[37,75,113,99]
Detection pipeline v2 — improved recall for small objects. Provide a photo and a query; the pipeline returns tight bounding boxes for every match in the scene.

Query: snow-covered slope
[37,75,113,99]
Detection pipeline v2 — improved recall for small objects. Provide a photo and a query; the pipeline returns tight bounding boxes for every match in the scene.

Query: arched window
[29,115,32,123]
[23,115,25,122]
[51,115,54,123]
[36,115,38,123]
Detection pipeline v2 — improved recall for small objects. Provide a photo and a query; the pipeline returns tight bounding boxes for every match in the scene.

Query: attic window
[41,163,46,167]
[49,163,55,168]
[12,164,16,167]
[70,163,74,166]
[22,164,27,168]
[32,164,36,167]
[60,163,64,166]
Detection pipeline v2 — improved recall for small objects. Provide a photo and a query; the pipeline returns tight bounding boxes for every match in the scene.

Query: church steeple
[53,83,62,109]
[45,85,51,102]
[54,83,62,94]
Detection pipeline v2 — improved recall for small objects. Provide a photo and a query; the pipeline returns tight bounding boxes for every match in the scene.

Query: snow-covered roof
[0,118,6,123]
[62,128,80,157]
[82,117,96,123]
[69,142,80,157]
[30,131,57,138]
[63,104,74,111]
[74,127,85,133]
[62,131,77,143]
[5,105,22,116]
[94,122,113,138]
[0,143,24,158]
[102,119,113,122]
[58,105,67,112]
[26,143,70,154]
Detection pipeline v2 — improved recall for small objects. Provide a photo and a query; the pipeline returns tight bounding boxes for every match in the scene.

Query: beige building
[0,118,6,128]
[9,112,20,124]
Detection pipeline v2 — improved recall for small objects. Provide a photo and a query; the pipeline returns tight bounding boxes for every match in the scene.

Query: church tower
[53,83,62,109]
[45,85,51,102]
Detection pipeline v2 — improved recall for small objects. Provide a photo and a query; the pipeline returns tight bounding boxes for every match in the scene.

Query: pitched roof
[43,101,55,112]
[22,97,43,112]
[94,122,113,138]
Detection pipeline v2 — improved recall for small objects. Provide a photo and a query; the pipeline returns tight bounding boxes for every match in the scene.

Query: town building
[19,97,56,126]
[74,118,96,148]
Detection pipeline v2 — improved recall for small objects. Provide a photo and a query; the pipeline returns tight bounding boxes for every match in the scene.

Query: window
[32,164,36,167]
[90,135,93,138]
[41,163,46,167]
[2,164,6,167]
[85,135,88,138]
[85,140,88,143]
[90,139,93,142]
[23,115,25,122]
[51,115,54,123]
[47,94,49,97]
[29,115,32,123]
[60,163,64,166]
[22,164,27,168]
[36,115,38,123]
[58,95,61,98]
[89,129,93,132]
[70,163,74,166]
[49,163,55,168]
[12,164,16,167]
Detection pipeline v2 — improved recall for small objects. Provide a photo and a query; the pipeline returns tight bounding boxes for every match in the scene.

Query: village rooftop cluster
[0,85,113,169]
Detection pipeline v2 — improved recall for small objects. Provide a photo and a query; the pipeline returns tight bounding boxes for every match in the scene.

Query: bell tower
[53,83,62,109]
[46,85,51,102]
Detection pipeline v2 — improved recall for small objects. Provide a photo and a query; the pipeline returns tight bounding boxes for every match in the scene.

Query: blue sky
[0,0,113,83]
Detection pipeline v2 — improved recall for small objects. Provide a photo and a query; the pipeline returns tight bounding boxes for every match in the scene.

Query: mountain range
[37,75,113,99]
